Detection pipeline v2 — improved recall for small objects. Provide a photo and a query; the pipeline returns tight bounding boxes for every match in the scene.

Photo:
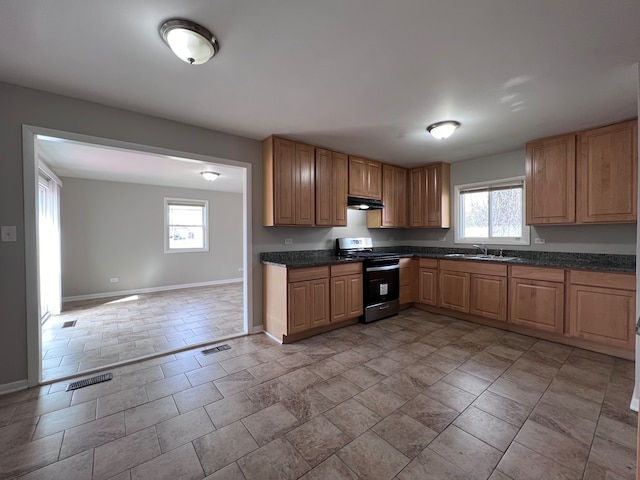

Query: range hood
[347,196,384,210]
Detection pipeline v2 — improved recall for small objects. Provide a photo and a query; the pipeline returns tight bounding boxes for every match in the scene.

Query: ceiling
[2,0,640,168]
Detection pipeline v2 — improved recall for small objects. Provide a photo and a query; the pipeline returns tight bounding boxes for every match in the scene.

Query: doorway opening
[23,126,253,385]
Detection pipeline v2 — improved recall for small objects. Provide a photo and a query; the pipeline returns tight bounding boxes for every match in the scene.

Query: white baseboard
[630,386,639,412]
[250,324,264,334]
[263,330,283,344]
[63,278,243,302]
[0,379,29,396]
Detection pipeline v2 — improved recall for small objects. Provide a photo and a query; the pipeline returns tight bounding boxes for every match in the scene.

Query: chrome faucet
[473,244,488,255]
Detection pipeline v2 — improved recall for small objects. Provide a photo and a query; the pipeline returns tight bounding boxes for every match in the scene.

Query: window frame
[453,176,530,246]
[164,197,210,253]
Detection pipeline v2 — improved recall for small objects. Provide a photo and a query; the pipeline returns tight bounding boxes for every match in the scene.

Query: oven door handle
[366,264,400,272]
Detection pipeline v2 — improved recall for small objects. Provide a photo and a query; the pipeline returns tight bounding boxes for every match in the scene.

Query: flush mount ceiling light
[200,171,220,181]
[160,19,219,65]
[427,121,461,140]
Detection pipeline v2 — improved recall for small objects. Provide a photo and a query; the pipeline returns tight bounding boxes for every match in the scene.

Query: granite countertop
[260,246,636,273]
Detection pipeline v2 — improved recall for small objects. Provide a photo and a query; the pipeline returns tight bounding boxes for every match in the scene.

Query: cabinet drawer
[510,266,565,282]
[418,258,438,269]
[570,270,635,291]
[331,262,362,277]
[288,266,330,283]
[439,260,507,276]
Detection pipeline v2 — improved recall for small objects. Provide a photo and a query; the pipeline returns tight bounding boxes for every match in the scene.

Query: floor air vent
[62,321,77,328]
[66,373,113,391]
[201,344,231,355]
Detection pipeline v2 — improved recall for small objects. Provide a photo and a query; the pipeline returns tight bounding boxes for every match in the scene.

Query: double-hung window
[454,177,530,245]
[165,198,209,253]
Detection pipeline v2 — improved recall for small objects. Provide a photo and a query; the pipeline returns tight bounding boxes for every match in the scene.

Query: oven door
[364,261,400,306]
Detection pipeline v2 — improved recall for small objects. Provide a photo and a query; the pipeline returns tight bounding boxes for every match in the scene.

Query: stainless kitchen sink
[444,253,518,262]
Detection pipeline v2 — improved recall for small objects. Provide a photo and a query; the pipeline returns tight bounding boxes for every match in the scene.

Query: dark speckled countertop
[260,246,636,273]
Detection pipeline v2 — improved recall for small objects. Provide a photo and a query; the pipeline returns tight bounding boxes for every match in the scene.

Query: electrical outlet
[0,226,17,242]
[110,277,119,283]
[534,238,546,244]
[284,238,293,245]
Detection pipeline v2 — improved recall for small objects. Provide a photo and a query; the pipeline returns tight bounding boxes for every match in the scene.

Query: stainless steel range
[336,237,400,323]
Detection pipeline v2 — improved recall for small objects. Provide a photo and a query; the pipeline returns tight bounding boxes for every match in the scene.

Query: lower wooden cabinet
[287,267,330,334]
[568,270,635,350]
[400,258,417,305]
[439,270,470,312]
[417,258,437,306]
[331,263,363,323]
[470,274,507,321]
[508,266,565,333]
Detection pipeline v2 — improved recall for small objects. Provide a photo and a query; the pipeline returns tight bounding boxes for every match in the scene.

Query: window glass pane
[169,204,204,226]
[461,191,488,238]
[169,226,204,249]
[490,187,522,237]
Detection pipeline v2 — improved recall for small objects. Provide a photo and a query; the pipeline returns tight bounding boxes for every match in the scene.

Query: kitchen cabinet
[348,156,382,199]
[399,258,417,305]
[408,163,450,228]
[577,120,637,223]
[525,134,576,225]
[509,266,565,333]
[439,260,507,320]
[417,258,437,306]
[316,148,348,226]
[330,263,363,322]
[367,164,408,228]
[263,136,315,226]
[568,270,635,351]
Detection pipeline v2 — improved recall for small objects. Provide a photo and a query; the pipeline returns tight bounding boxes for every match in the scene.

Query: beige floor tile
[380,372,425,401]
[340,365,386,389]
[364,356,404,376]
[596,415,637,450]
[353,384,406,417]
[173,382,223,414]
[453,407,518,452]
[286,415,351,466]
[496,442,580,480]
[404,342,438,357]
[472,391,531,427]
[397,449,473,480]
[185,363,228,387]
[0,431,63,478]
[529,394,597,446]
[458,359,505,382]
[488,470,514,480]
[242,402,299,445]
[246,360,290,383]
[93,426,160,480]
[11,391,72,422]
[0,418,38,451]
[324,398,381,439]
[213,370,259,397]
[238,437,311,480]
[337,431,409,480]
[203,462,245,480]
[219,354,260,374]
[60,412,126,459]
[583,461,630,480]
[514,420,589,473]
[278,353,315,370]
[401,394,458,433]
[402,362,446,387]
[193,420,258,475]
[124,396,178,434]
[145,374,191,402]
[314,376,362,404]
[430,425,502,479]
[130,443,204,480]
[299,455,358,480]
[278,368,324,393]
[383,348,423,366]
[280,388,335,423]
[160,356,201,378]
[588,435,637,479]
[442,370,491,396]
[97,386,148,419]
[204,391,258,428]
[331,350,368,368]
[32,399,96,439]
[245,379,295,409]
[372,411,438,458]
[156,407,214,452]
[119,366,165,391]
[425,381,477,412]
[19,450,94,480]
[307,358,349,380]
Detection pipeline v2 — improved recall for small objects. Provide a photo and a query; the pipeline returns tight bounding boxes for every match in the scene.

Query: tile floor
[1,308,637,479]
[41,284,245,381]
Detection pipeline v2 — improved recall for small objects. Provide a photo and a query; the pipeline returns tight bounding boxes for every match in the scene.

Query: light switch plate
[1,226,17,242]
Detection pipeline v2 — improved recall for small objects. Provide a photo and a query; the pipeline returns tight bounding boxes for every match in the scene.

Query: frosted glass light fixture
[427,121,461,139]
[160,19,219,65]
[200,171,220,181]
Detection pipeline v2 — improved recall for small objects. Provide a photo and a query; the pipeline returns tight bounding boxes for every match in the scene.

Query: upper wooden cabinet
[525,134,576,224]
[348,156,382,199]
[316,149,348,227]
[409,163,450,228]
[263,136,315,226]
[577,120,638,223]
[526,119,638,225]
[367,164,408,228]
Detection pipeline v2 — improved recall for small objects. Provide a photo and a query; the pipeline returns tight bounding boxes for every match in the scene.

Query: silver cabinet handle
[366,265,400,272]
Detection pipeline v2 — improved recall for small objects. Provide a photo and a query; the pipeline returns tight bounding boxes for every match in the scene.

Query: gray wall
[402,150,637,254]
[60,178,243,297]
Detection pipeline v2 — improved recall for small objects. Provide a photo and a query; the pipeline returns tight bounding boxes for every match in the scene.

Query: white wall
[60,178,243,297]
[401,150,638,254]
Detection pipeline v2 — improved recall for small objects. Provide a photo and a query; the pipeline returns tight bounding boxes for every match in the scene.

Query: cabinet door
[395,167,408,227]
[509,278,564,333]
[525,134,576,224]
[367,160,382,199]
[331,276,348,323]
[569,284,635,350]
[439,270,470,312]
[273,137,296,225]
[315,148,332,226]
[310,278,330,328]
[288,281,310,334]
[347,274,364,318]
[409,168,424,227]
[399,258,416,304]
[577,120,637,223]
[295,143,315,225]
[332,152,348,226]
[381,165,396,227]
[418,268,437,305]
[348,156,367,197]
[469,274,507,321]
